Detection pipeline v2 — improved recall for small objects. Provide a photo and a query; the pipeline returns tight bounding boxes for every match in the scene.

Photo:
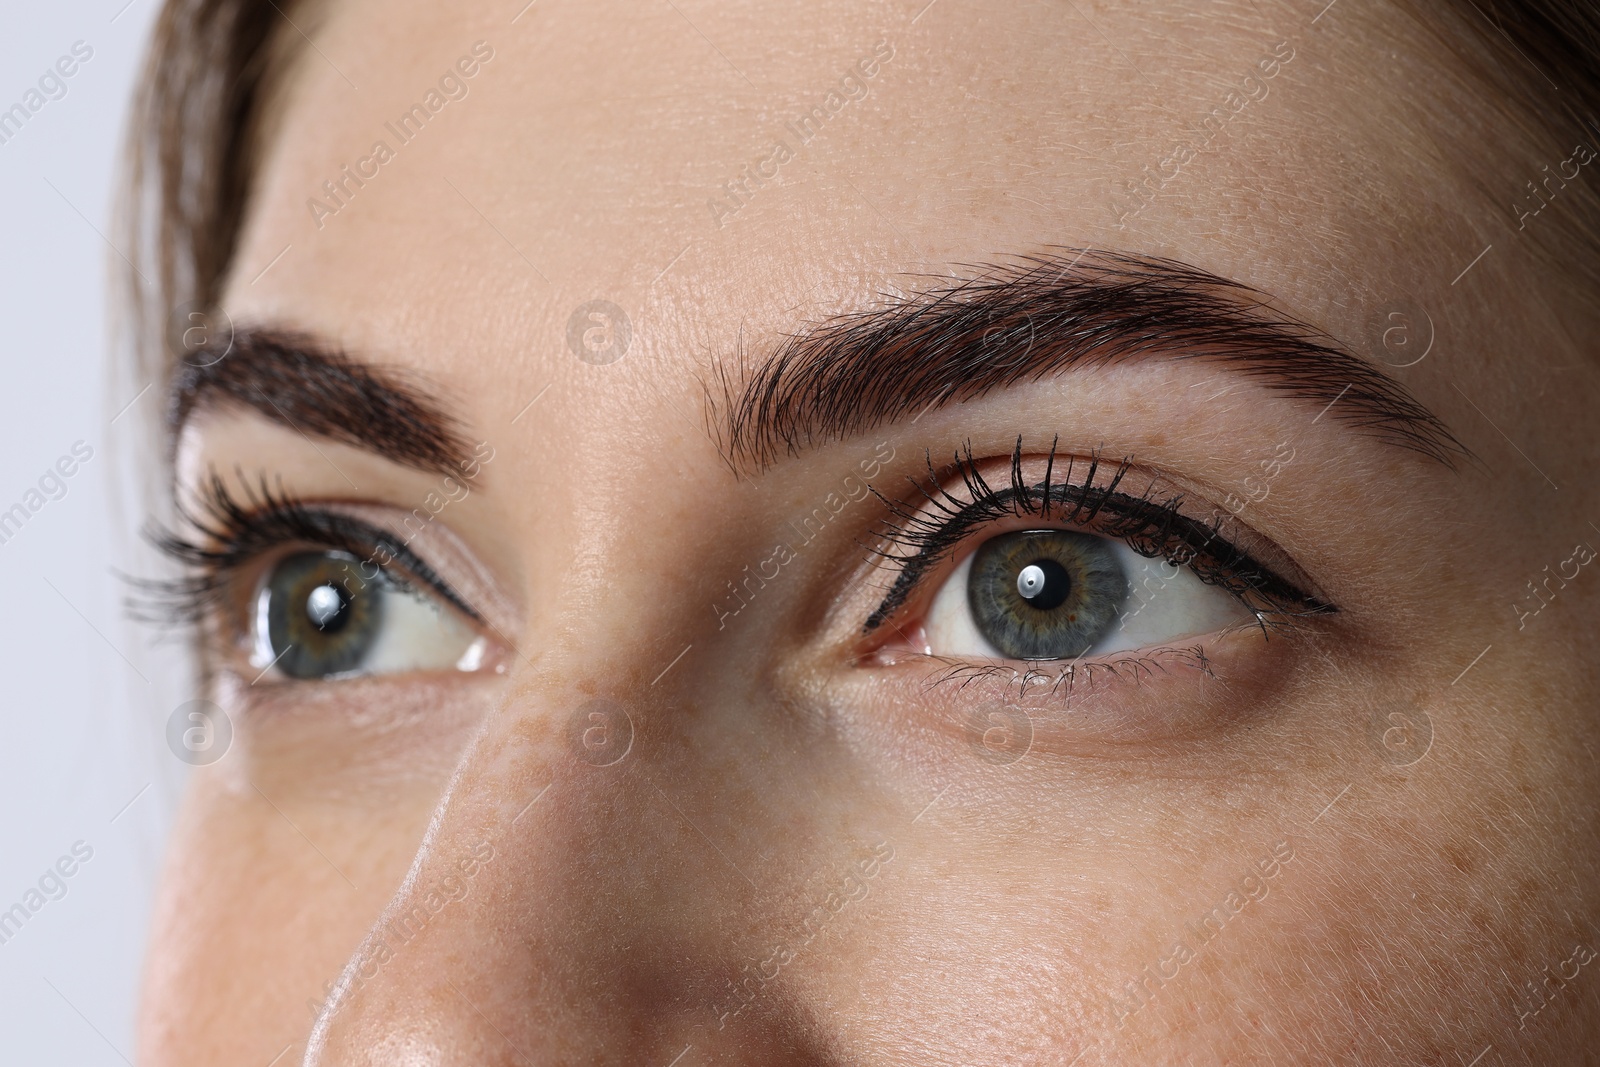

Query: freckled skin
[137,1,1600,1064]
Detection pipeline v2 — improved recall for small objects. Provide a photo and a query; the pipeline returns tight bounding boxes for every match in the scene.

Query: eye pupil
[1016,559,1071,610]
[305,583,350,631]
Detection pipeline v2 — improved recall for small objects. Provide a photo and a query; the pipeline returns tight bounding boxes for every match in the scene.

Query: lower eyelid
[834,629,1296,753]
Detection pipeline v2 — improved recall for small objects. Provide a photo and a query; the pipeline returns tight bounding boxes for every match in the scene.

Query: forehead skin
[140,1,1600,1065]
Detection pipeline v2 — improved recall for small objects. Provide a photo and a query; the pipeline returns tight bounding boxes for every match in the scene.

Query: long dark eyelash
[863,437,1334,634]
[127,469,481,627]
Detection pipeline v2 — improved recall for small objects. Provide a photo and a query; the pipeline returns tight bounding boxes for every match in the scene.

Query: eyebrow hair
[714,250,1466,473]
[168,328,473,476]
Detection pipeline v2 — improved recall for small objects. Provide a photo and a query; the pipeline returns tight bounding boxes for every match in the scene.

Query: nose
[301,675,855,1066]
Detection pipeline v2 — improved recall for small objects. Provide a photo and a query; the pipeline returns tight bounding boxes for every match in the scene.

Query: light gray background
[0,3,184,1063]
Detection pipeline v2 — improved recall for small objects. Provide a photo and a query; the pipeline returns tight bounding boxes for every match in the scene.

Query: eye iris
[262,551,384,679]
[968,530,1129,660]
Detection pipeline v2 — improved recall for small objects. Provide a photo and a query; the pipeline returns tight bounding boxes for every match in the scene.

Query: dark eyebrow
[715,250,1466,473]
[168,328,473,476]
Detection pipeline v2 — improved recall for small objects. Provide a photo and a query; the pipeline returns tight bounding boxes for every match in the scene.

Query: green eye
[254,550,486,681]
[966,530,1130,659]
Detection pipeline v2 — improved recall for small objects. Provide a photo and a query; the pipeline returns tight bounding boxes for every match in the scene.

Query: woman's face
[140,0,1600,1063]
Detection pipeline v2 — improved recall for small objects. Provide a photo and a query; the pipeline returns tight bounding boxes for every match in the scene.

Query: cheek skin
[138,773,439,1066]
[138,679,493,1066]
[791,745,1591,1065]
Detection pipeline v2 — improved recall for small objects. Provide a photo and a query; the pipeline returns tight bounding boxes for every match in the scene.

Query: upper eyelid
[293,511,486,626]
[862,449,1330,633]
[146,474,485,627]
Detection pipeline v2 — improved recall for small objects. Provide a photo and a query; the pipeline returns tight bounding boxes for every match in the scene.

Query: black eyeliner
[129,468,483,628]
[863,440,1334,634]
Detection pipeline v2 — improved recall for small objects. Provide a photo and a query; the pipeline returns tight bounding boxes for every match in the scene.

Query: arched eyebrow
[713,250,1466,474]
[167,253,1462,483]
[168,328,473,477]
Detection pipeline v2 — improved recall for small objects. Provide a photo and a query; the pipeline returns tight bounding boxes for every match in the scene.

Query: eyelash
[863,436,1335,641]
[137,449,1327,683]
[130,470,479,630]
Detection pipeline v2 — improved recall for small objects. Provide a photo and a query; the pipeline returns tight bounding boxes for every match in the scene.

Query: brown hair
[123,0,299,389]
[123,0,1600,392]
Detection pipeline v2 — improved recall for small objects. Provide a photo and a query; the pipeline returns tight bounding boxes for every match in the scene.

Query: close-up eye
[139,473,497,684]
[253,549,487,680]
[921,528,1251,660]
[860,444,1333,675]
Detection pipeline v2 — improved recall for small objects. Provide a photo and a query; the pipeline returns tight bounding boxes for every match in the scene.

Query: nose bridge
[303,682,640,1063]
[301,675,846,1066]
[298,446,887,1064]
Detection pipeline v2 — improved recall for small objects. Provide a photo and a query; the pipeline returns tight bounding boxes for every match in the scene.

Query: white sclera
[361,585,486,675]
